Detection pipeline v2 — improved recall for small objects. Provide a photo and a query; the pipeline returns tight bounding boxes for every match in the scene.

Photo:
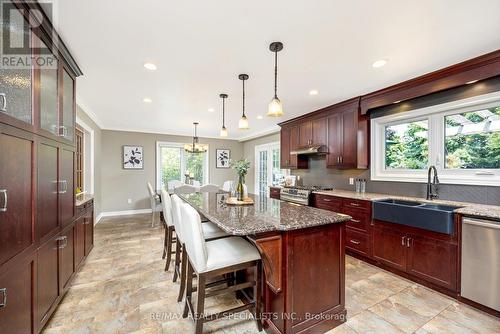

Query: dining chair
[161,189,176,270]
[147,182,163,227]
[174,184,197,194]
[199,184,220,193]
[222,180,233,192]
[168,180,184,191]
[180,203,262,334]
[170,195,229,301]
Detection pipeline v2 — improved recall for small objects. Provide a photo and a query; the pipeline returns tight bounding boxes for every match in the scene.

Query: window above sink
[372,91,500,186]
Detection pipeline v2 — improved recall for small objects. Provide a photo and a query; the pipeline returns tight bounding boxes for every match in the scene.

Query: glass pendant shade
[267,96,284,117]
[238,115,249,129]
[220,126,228,137]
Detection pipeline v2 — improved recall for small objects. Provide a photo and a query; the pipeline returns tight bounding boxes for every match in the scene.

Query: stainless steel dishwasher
[461,217,500,311]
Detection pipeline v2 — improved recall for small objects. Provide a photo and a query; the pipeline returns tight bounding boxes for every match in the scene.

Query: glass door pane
[0,6,32,124]
[258,150,268,194]
[39,39,59,134]
[160,146,182,189]
[185,152,205,184]
[271,148,281,186]
[62,70,74,141]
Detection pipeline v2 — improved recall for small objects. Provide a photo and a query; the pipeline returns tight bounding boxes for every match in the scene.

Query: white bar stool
[180,203,262,334]
[147,182,163,227]
[161,189,176,270]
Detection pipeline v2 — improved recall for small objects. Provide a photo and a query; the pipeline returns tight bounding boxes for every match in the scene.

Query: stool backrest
[170,195,185,241]
[167,180,184,191]
[174,184,197,194]
[222,180,233,192]
[199,184,220,193]
[180,202,208,273]
[160,189,174,227]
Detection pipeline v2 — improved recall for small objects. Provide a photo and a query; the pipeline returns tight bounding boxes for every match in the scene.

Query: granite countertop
[180,192,351,236]
[313,189,500,220]
[75,194,94,207]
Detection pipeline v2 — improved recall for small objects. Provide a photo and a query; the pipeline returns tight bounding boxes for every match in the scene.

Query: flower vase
[236,175,245,201]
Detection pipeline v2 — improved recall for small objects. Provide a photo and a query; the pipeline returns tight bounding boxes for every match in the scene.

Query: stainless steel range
[280,185,334,205]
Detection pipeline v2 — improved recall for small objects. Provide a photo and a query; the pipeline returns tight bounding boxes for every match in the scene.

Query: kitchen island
[180,192,351,334]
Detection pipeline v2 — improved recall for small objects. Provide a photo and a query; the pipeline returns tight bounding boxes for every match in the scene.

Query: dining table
[179,192,351,334]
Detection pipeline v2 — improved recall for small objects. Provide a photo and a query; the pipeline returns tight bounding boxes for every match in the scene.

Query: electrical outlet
[127,198,132,204]
[349,178,354,185]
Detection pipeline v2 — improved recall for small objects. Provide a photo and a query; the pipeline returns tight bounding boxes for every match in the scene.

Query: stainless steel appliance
[280,185,333,205]
[461,217,500,311]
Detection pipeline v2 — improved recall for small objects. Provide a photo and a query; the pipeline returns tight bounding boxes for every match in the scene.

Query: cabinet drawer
[343,207,371,232]
[346,228,369,256]
[342,198,371,211]
[311,194,342,212]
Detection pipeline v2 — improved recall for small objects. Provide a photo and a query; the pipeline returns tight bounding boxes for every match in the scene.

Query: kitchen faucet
[426,166,440,200]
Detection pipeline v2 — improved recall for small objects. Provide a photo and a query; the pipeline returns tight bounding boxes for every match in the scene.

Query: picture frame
[123,145,143,169]
[216,149,230,168]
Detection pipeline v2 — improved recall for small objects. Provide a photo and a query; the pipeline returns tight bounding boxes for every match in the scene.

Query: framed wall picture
[216,149,230,168]
[123,145,143,169]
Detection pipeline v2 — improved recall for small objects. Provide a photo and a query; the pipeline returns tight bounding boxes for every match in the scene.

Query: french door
[255,142,286,196]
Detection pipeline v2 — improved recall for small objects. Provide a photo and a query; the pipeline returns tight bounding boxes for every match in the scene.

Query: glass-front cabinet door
[0,5,33,125]
[61,69,75,142]
[39,39,59,135]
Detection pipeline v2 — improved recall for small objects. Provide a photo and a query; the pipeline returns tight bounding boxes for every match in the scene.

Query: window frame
[254,141,286,196]
[155,141,209,190]
[371,91,500,186]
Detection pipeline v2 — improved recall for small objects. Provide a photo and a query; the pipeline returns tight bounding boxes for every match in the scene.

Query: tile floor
[43,214,499,334]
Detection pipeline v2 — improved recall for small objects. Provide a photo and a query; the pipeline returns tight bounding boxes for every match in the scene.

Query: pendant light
[184,122,208,153]
[267,41,284,117]
[238,74,249,129]
[219,93,228,137]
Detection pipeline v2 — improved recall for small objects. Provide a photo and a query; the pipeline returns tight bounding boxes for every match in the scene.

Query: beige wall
[242,132,281,194]
[76,105,103,216]
[100,130,244,212]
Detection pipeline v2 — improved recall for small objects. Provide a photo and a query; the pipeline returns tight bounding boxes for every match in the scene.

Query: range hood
[290,145,328,155]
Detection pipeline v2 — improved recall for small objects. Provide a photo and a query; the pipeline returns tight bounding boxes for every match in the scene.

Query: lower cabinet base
[346,250,458,298]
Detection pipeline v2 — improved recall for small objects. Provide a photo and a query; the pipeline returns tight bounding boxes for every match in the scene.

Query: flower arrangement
[229,158,251,201]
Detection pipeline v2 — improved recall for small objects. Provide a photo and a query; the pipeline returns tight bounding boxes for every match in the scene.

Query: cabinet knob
[0,189,7,212]
[0,288,6,308]
[0,93,7,112]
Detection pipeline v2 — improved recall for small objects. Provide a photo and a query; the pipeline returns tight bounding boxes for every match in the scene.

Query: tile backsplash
[291,156,500,206]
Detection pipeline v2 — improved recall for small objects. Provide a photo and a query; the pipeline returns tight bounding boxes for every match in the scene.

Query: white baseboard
[99,209,152,220]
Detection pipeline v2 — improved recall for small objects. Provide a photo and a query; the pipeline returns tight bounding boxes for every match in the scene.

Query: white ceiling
[53,0,500,140]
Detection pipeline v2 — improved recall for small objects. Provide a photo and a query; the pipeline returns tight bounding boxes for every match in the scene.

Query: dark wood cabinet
[0,127,35,266]
[59,148,75,227]
[37,236,60,326]
[75,216,86,267]
[37,142,60,241]
[372,224,407,272]
[406,234,457,291]
[278,97,367,170]
[58,225,75,293]
[280,124,307,169]
[0,257,35,334]
[84,207,94,256]
[269,187,281,200]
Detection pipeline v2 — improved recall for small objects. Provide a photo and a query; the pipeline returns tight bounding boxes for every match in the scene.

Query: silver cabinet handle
[401,236,406,246]
[56,236,68,249]
[350,239,361,245]
[322,198,332,202]
[350,219,361,223]
[59,180,68,194]
[59,126,68,137]
[337,156,340,163]
[0,288,6,308]
[0,93,6,112]
[406,237,411,248]
[0,189,7,212]
[349,202,360,207]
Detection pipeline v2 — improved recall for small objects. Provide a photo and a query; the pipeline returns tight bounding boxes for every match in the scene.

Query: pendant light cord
[222,96,225,127]
[242,78,246,117]
[274,49,278,98]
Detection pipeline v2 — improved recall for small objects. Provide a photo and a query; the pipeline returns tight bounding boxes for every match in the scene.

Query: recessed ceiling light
[143,98,152,103]
[257,115,263,120]
[143,63,157,71]
[208,108,215,112]
[466,80,478,85]
[372,59,388,68]
[309,90,319,96]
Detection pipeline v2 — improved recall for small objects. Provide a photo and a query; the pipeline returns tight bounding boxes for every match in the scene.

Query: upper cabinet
[39,39,59,136]
[61,70,75,142]
[0,6,33,126]
[279,97,368,170]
